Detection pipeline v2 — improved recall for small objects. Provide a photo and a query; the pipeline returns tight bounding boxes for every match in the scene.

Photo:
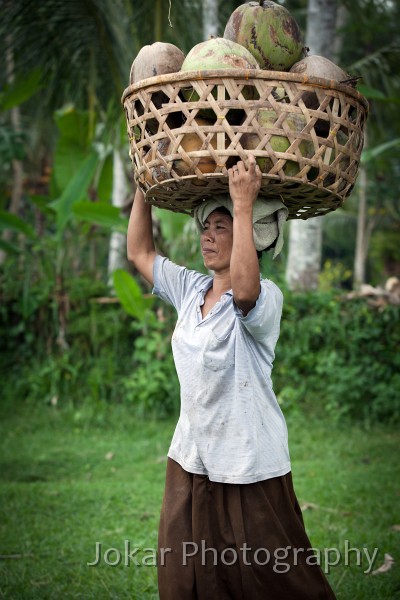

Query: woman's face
[200,210,233,272]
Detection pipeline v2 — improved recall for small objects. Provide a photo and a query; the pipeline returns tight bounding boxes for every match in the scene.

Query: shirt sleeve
[152,255,207,312]
[237,279,283,341]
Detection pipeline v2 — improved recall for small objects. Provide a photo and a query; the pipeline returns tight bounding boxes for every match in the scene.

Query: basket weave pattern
[122,70,368,219]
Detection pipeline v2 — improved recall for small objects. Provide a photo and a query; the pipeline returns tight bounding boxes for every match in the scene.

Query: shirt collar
[194,277,233,297]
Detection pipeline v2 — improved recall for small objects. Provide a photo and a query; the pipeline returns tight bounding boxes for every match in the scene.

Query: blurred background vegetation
[0,0,399,424]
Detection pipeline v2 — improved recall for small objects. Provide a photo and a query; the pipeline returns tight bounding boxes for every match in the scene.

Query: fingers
[232,154,257,173]
[228,165,238,180]
[228,154,261,178]
[248,154,256,171]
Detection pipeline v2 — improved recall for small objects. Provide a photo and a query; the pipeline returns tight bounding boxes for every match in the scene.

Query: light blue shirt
[153,254,291,484]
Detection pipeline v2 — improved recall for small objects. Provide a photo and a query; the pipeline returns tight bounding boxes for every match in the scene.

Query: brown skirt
[157,458,336,600]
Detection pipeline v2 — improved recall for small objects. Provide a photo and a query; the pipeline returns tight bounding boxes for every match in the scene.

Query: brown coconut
[130,43,185,134]
[290,55,350,109]
[143,138,170,186]
[143,118,223,186]
[130,42,185,84]
[173,118,220,185]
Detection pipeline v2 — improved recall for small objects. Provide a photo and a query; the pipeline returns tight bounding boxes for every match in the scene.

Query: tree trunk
[155,0,163,41]
[0,36,24,265]
[203,0,218,39]
[107,149,129,286]
[285,218,322,291]
[353,130,368,288]
[285,0,338,291]
[305,0,338,58]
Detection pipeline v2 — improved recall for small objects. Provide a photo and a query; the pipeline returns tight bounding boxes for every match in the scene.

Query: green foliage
[0,67,43,110]
[0,126,27,174]
[369,228,400,283]
[113,269,153,320]
[52,106,95,193]
[274,290,400,424]
[361,138,400,164]
[50,153,99,235]
[73,201,128,232]
[0,210,36,239]
[1,230,179,419]
[121,315,179,419]
[319,259,352,291]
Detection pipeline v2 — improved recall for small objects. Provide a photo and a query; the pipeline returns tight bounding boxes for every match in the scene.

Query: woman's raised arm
[127,187,157,285]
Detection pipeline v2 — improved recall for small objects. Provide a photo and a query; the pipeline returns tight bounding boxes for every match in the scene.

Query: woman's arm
[127,186,157,285]
[228,155,262,316]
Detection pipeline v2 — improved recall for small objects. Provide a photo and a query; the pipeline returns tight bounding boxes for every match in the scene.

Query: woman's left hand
[228,154,262,212]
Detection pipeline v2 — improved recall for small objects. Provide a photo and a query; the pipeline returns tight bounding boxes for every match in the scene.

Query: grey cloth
[193,197,288,258]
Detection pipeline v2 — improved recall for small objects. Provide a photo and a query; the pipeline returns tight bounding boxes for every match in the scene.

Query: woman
[127,155,336,600]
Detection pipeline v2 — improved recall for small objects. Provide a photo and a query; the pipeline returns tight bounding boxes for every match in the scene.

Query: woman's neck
[211,270,231,296]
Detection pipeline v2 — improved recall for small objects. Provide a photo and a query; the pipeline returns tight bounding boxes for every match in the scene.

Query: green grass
[0,404,399,599]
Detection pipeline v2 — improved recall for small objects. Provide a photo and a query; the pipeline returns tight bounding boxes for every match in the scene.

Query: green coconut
[224,1,304,71]
[180,37,259,121]
[181,37,260,72]
[241,110,313,176]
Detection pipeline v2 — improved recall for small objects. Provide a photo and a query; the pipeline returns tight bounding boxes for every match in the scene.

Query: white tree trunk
[285,0,338,291]
[305,0,338,58]
[353,130,369,288]
[353,166,367,287]
[107,149,129,285]
[285,217,322,291]
[203,0,218,39]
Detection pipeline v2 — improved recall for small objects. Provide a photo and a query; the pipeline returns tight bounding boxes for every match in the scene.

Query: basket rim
[121,68,369,110]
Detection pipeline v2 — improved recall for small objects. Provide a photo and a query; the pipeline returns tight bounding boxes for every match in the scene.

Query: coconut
[130,42,185,84]
[173,118,219,184]
[143,138,170,185]
[180,38,259,120]
[181,37,260,72]
[224,1,304,71]
[290,55,350,109]
[130,43,185,135]
[143,118,222,186]
[308,129,350,185]
[241,110,313,176]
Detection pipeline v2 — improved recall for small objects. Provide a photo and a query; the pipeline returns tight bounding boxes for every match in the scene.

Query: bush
[274,290,400,423]
[2,251,399,424]
[120,312,179,418]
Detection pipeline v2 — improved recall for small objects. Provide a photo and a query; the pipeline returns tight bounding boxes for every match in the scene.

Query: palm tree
[0,0,208,272]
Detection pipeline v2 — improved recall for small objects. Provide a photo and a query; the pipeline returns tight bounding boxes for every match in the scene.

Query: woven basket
[122,69,368,219]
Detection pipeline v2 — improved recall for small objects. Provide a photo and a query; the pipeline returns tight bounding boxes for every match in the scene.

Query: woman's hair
[210,206,232,219]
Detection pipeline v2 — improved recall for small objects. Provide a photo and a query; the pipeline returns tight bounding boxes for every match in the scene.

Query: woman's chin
[202,254,215,267]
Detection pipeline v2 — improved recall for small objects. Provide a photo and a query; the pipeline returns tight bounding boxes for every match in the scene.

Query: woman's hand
[228,154,262,213]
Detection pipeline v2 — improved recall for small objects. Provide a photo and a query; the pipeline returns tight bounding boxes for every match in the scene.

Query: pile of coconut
[129,0,358,184]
